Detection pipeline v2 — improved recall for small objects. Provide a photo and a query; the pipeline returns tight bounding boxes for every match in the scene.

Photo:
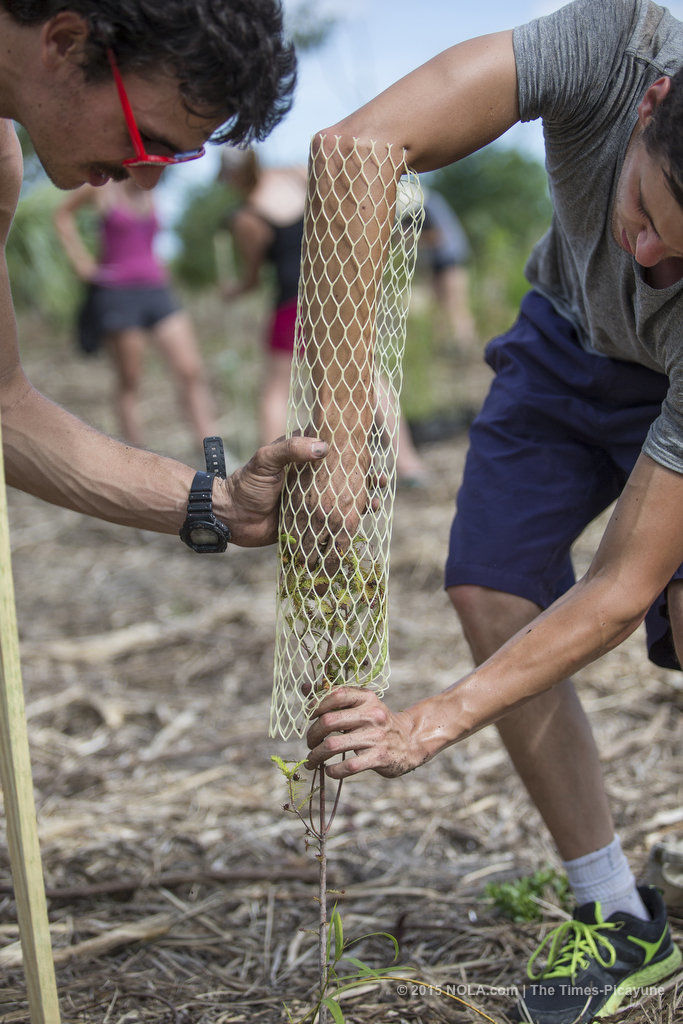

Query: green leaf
[270,755,308,781]
[321,997,345,1024]
[340,956,382,978]
[345,930,400,962]
[332,908,344,963]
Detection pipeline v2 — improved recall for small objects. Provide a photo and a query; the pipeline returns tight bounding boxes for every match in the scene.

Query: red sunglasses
[106,48,205,168]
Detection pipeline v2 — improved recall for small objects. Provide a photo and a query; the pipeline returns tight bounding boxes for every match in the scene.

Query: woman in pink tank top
[55,179,216,452]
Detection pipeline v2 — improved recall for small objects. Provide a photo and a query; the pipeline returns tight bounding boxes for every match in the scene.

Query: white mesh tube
[271,136,424,740]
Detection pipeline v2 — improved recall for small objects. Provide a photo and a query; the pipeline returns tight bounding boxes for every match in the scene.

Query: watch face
[181,517,229,552]
[190,525,220,545]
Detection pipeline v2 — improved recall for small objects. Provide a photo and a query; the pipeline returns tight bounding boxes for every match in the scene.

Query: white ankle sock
[563,835,649,921]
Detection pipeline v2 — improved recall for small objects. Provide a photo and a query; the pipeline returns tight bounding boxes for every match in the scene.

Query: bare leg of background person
[259,350,293,445]
[108,326,146,446]
[396,414,428,485]
[374,374,428,486]
[153,311,217,447]
[433,265,477,352]
[448,584,615,860]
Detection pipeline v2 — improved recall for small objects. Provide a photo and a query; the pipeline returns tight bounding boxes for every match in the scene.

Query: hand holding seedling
[306,686,428,779]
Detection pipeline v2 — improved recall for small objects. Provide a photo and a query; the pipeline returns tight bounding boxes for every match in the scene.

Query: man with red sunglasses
[0,2,327,551]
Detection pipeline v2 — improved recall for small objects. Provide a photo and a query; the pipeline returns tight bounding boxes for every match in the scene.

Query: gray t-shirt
[513,0,683,474]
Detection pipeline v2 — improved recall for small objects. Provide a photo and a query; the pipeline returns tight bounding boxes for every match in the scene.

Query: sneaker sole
[595,944,682,1019]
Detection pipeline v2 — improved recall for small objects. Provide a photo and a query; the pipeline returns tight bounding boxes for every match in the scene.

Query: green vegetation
[171,181,236,289]
[272,756,406,1024]
[7,184,97,329]
[279,532,387,693]
[484,867,572,923]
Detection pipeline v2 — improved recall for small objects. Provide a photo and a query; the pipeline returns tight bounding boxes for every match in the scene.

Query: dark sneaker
[516,885,682,1023]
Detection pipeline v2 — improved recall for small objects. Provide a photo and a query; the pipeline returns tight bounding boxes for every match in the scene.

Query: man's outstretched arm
[298,30,519,547]
[1,366,327,546]
[306,454,683,777]
[0,127,326,545]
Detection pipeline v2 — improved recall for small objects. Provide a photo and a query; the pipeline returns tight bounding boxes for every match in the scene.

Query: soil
[0,297,681,1023]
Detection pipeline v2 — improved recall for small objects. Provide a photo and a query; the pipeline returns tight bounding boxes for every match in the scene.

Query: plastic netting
[271,137,424,740]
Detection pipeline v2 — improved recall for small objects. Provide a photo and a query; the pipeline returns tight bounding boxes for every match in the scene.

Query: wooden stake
[0,426,61,1024]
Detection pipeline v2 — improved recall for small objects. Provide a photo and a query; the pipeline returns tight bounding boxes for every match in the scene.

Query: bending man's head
[2,0,296,147]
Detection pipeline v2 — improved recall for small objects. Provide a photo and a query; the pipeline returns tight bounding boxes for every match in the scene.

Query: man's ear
[637,76,671,127]
[40,10,90,71]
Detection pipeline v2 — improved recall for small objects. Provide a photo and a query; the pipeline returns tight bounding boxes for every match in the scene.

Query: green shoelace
[527,919,619,981]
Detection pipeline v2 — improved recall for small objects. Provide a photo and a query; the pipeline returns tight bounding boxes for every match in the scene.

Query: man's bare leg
[447,584,614,860]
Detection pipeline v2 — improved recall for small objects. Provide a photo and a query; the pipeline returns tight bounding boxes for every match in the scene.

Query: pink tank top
[95,204,167,287]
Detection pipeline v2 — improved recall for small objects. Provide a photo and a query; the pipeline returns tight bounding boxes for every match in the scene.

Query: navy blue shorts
[446,290,682,670]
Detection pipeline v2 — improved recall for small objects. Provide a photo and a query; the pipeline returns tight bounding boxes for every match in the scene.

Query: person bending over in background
[55,178,217,452]
[0,0,326,559]
[303,1,683,1021]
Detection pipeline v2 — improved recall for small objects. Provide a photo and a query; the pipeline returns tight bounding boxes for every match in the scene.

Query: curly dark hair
[643,66,683,208]
[1,0,296,145]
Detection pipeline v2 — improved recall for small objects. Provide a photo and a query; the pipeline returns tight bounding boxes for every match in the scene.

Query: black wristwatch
[179,437,231,553]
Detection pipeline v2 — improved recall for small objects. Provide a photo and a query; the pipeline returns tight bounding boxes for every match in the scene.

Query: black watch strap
[180,439,231,553]
[204,436,227,478]
[179,470,231,552]
[186,470,216,518]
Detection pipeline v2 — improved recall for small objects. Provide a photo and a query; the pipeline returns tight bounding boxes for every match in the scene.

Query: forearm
[401,454,683,765]
[302,31,519,451]
[303,133,404,452]
[2,371,195,532]
[404,573,643,762]
[1,366,329,547]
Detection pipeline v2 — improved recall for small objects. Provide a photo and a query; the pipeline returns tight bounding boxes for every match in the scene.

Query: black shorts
[90,283,180,334]
[77,283,180,353]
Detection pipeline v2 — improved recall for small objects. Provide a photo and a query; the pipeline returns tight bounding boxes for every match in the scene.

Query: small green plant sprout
[484,866,572,922]
[293,906,405,1024]
[270,756,309,813]
[269,760,407,1024]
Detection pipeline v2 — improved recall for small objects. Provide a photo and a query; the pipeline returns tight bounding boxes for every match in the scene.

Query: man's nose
[125,165,166,190]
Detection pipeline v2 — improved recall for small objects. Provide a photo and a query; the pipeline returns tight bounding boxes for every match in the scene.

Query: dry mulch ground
[0,304,681,1023]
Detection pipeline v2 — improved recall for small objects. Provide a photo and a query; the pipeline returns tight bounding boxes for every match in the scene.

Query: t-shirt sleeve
[644,385,683,476]
[512,0,643,126]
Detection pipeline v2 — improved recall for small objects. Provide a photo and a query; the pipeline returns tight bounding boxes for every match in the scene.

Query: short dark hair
[1,0,296,145]
[643,67,683,208]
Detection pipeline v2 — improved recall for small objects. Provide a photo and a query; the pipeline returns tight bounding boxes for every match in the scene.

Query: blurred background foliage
[428,146,552,336]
